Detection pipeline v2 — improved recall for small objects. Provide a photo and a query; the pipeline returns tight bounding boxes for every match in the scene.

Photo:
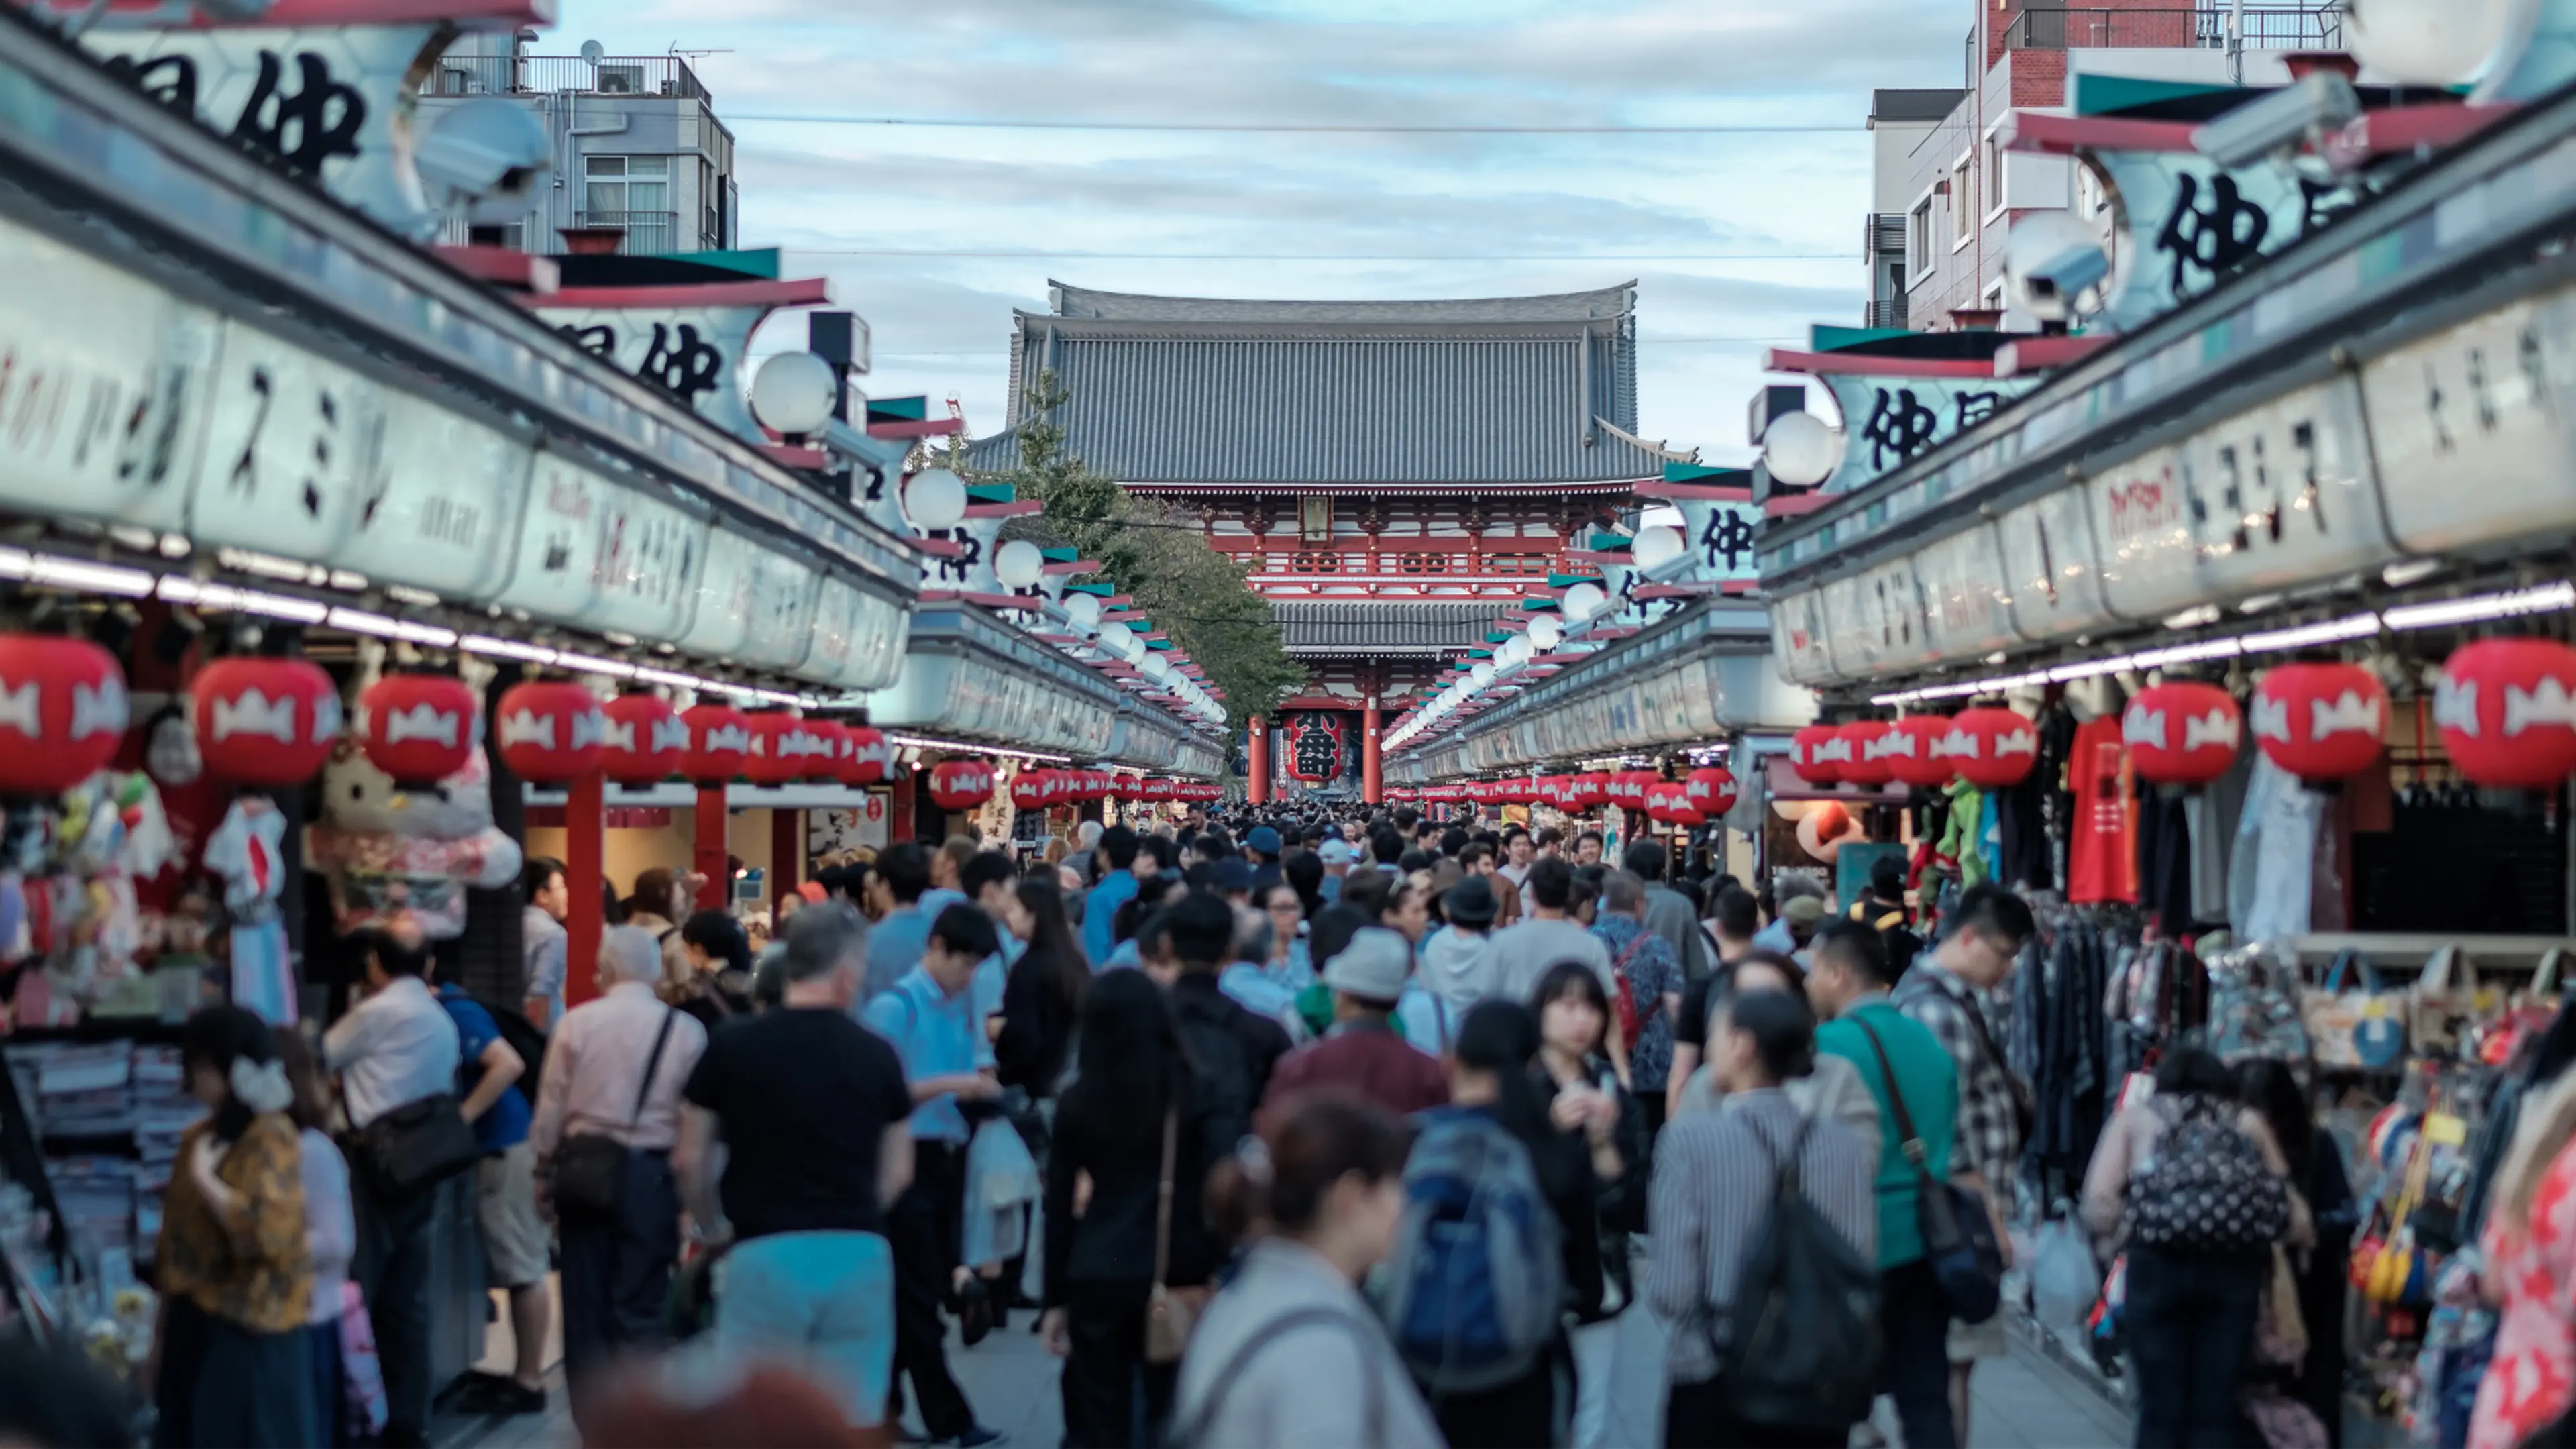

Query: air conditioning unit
[597,64,643,94]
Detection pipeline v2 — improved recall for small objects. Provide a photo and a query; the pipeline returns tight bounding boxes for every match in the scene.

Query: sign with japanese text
[1817,372,2045,495]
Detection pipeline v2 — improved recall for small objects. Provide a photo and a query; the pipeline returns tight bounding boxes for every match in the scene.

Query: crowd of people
[46,800,2486,1449]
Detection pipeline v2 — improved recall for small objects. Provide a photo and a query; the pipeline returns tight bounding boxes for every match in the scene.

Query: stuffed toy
[306,739,522,941]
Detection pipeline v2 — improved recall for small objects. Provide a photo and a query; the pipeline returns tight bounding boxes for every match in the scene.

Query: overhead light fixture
[2383,582,2576,630]
[875,731,1073,764]
[461,634,559,665]
[327,608,459,648]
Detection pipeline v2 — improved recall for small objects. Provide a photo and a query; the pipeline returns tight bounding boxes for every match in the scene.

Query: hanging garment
[2233,758,2324,943]
[2134,784,2197,938]
[231,916,295,1026]
[2068,718,2137,904]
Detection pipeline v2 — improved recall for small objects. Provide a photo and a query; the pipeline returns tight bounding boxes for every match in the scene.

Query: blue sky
[557,0,1967,460]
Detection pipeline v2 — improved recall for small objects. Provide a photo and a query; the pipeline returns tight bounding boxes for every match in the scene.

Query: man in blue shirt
[864,842,938,1000]
[436,971,550,1415]
[861,905,1004,1446]
[959,850,1026,1069]
[1080,825,1141,967]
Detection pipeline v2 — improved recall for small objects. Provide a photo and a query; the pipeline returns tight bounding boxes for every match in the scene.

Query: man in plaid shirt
[1894,883,2036,1448]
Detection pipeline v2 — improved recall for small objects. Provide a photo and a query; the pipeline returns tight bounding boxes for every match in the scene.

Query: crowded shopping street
[13,0,2576,1447]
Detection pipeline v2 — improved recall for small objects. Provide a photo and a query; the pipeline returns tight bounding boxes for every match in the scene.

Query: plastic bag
[961,1118,1040,1268]
[2031,1218,2101,1330]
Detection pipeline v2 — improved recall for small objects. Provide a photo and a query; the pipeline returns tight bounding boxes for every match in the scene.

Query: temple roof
[966,282,1676,486]
[1274,600,1507,654]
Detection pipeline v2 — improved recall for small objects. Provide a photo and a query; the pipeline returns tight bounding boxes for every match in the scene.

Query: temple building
[971,282,1683,798]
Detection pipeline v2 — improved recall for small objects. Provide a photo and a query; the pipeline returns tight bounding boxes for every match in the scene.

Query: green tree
[973,370,1303,728]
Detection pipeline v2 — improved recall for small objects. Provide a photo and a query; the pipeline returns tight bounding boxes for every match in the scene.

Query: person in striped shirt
[1648,987,1876,1449]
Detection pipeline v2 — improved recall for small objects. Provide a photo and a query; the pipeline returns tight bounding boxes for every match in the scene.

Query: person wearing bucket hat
[1262,928,1451,1120]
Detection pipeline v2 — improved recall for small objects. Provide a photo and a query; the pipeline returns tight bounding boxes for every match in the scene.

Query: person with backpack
[1648,987,1878,1449]
[1592,871,1684,1140]
[2082,1046,2312,1449]
[1173,1091,1440,1448]
[1388,1000,1582,1448]
[1152,892,1293,1159]
[1529,961,1646,1449]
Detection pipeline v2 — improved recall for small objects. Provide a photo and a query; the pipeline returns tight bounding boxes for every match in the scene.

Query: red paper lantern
[1607,771,1654,810]
[1882,716,1957,790]
[1560,772,1604,809]
[360,673,476,786]
[1010,769,1055,810]
[0,637,125,795]
[493,681,605,784]
[191,657,338,787]
[601,694,685,786]
[2253,663,2388,783]
[1839,720,1896,787]
[1645,780,1703,826]
[2437,639,2576,788]
[2123,682,2241,786]
[1791,722,1849,785]
[1146,777,1179,803]
[1685,766,1739,817]
[928,759,996,810]
[743,715,800,787]
[682,702,751,784]
[1933,708,2039,789]
[797,719,847,783]
[841,726,893,787]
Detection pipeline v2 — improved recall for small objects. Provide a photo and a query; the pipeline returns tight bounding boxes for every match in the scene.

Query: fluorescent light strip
[2383,582,2576,630]
[879,732,1073,764]
[460,634,559,665]
[553,651,637,680]
[327,608,458,648]
[157,576,330,624]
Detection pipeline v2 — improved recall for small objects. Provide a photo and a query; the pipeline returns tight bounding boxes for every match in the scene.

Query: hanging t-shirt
[2066,717,2137,904]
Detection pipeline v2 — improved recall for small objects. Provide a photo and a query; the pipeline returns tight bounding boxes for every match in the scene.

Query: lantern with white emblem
[1882,716,1957,790]
[492,681,606,784]
[0,637,126,794]
[191,657,338,786]
[2436,639,2576,788]
[1935,707,2042,790]
[841,726,894,787]
[1791,722,1849,785]
[1010,769,1057,811]
[2252,663,2388,783]
[743,715,801,787]
[2123,682,2241,786]
[798,719,847,783]
[1839,720,1896,787]
[1645,780,1703,826]
[682,703,752,784]
[1566,772,1611,809]
[1686,766,1739,817]
[601,695,686,786]
[360,674,476,786]
[929,759,996,810]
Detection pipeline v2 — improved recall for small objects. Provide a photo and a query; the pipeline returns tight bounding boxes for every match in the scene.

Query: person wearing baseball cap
[1243,826,1284,896]
[1260,928,1451,1120]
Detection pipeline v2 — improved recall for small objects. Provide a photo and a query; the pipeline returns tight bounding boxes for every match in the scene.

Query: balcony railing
[2002,5,2343,50]
[421,55,713,103]
[1864,299,1910,330]
[571,210,678,256]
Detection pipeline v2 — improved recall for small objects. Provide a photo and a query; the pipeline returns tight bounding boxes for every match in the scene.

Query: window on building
[1909,197,1934,279]
[584,155,672,254]
[1291,551,1342,574]
[1952,158,1974,244]
[1982,134,2004,218]
[1299,496,1333,543]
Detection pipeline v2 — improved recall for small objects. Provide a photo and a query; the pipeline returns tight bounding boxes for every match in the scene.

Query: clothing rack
[2270,934,2571,975]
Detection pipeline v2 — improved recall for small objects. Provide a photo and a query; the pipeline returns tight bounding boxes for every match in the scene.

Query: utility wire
[728,114,1862,134]
[788,248,1857,261]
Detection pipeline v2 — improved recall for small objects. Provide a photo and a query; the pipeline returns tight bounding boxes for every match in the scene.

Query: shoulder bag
[1855,1016,2005,1324]
[2303,948,2408,1071]
[1144,1107,1214,1364]
[352,1091,480,1201]
[551,1008,678,1218]
[1929,977,2035,1148]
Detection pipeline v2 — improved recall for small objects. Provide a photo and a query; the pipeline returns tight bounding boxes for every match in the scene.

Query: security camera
[2192,72,2360,171]
[2005,211,2113,325]
[417,99,554,225]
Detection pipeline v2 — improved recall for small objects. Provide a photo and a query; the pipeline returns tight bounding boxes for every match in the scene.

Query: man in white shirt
[323,927,462,1447]
[1482,856,1616,1003]
[1497,826,1536,889]
[531,925,709,1422]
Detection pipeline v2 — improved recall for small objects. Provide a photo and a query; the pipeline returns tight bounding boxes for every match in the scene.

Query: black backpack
[1719,1113,1883,1439]
[2126,1094,2289,1254]
[1173,998,1258,1160]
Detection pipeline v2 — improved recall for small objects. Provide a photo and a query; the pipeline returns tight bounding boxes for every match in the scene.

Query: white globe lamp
[1497,636,1533,669]
[1762,411,1842,489]
[904,469,968,531]
[1564,581,1609,622]
[1468,662,1496,689]
[2347,0,2512,86]
[1634,525,1686,571]
[747,352,840,435]
[1530,614,1564,653]
[995,539,1045,589]
[1097,620,1133,657]
[1065,592,1102,630]
[1142,653,1173,683]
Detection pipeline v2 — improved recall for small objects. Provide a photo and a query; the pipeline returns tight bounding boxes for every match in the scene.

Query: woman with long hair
[1529,962,1641,1449]
[1039,971,1215,1446]
[2241,1059,2357,1446]
[274,1028,358,1447]
[2471,1067,2576,1449]
[997,875,1088,1099]
[155,1006,314,1447]
[674,909,755,1028]
[1175,1091,1440,1447]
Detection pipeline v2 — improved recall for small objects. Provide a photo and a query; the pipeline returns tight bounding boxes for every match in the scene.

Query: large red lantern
[1144,777,1179,803]
[1607,771,1654,810]
[360,673,476,786]
[493,681,605,784]
[1935,707,2041,790]
[1839,720,1896,787]
[1645,780,1703,826]
[682,702,751,784]
[2253,663,2388,783]
[929,759,995,809]
[840,726,893,787]
[2123,682,2241,786]
[1791,722,1849,785]
[1561,772,1606,808]
[601,694,685,785]
[1010,769,1056,810]
[2438,639,2576,788]
[1685,766,1739,817]
[191,657,338,786]
[796,718,847,783]
[743,715,800,787]
[1881,716,1957,790]
[0,637,126,795]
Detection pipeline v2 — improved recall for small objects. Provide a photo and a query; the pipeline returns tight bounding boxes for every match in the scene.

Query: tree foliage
[964,370,1303,728]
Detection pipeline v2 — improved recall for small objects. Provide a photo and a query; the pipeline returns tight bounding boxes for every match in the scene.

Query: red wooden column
[1248,716,1271,804]
[1362,696,1383,806]
[564,771,606,1008]
[771,808,802,912]
[694,787,730,908]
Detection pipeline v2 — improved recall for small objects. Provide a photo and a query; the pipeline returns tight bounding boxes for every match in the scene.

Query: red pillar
[1248,716,1271,804]
[771,808,802,912]
[564,771,605,1008]
[694,786,729,909]
[1362,696,1383,806]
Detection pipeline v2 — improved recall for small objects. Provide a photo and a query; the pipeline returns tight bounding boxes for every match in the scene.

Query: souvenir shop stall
[1748,36,2576,1442]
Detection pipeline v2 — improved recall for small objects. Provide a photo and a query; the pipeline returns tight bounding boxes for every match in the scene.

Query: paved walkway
[431,1281,2136,1448]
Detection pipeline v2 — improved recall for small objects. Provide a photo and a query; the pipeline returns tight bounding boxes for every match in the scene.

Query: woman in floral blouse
[2475,1070,2576,1449]
[154,1005,314,1448]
